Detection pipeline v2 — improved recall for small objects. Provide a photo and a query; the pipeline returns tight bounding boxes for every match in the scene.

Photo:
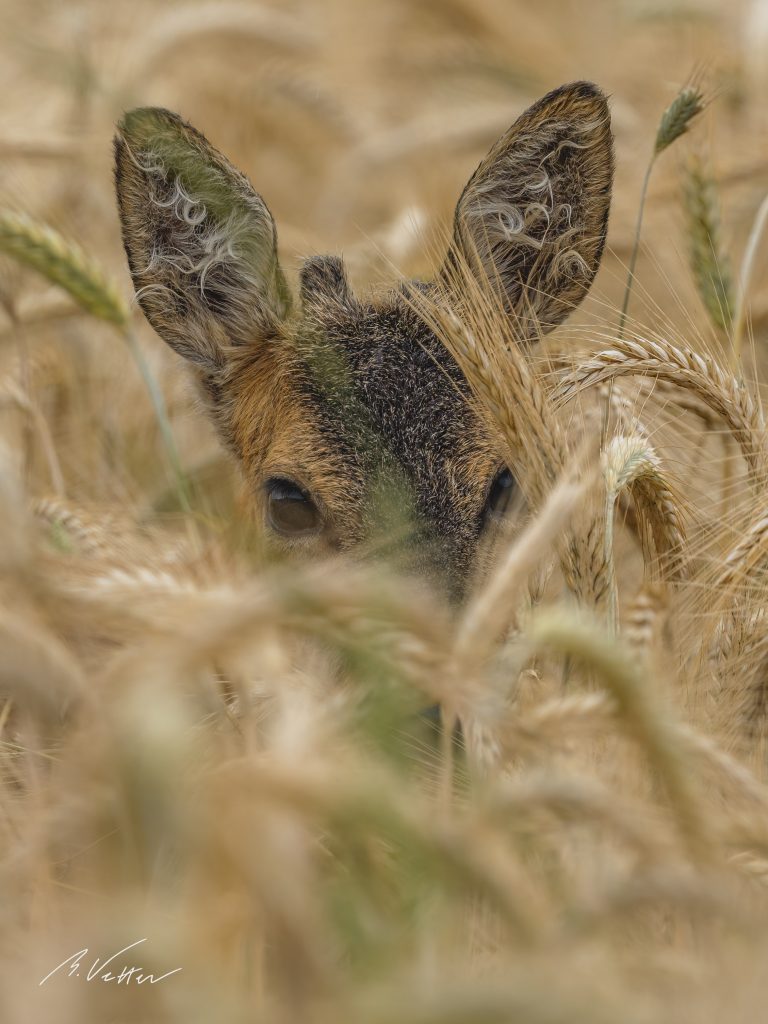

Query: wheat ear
[556,335,768,481]
[623,582,667,659]
[601,434,685,630]
[618,83,706,337]
[0,210,191,512]
[683,155,735,336]
[0,210,128,325]
[717,513,768,589]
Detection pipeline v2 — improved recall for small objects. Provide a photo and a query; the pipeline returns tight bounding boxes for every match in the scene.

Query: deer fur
[114,81,614,598]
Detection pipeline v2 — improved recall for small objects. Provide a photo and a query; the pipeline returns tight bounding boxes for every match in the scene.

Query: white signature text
[39,938,182,987]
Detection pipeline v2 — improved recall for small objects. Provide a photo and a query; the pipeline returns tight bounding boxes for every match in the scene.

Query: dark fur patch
[291,284,499,591]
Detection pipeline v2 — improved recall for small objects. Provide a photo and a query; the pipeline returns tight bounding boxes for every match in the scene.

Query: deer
[114,81,614,602]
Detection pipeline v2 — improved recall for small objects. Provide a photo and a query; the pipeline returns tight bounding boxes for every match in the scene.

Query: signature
[39,938,182,986]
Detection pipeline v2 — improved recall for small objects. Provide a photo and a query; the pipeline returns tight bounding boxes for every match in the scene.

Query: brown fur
[114,82,614,598]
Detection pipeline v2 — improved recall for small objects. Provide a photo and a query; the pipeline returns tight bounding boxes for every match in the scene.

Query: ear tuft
[299,255,354,311]
[444,81,614,339]
[114,107,291,370]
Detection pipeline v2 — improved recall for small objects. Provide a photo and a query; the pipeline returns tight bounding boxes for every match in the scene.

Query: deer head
[114,81,613,598]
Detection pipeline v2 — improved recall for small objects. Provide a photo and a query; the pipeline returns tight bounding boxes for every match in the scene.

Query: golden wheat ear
[442,81,614,338]
[114,107,291,370]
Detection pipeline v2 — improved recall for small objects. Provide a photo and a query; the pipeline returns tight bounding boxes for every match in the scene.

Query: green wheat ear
[618,81,707,339]
[0,210,129,326]
[0,208,192,513]
[683,155,735,334]
[654,87,706,155]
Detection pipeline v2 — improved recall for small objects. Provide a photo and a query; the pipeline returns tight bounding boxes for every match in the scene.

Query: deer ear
[114,107,291,371]
[443,81,613,338]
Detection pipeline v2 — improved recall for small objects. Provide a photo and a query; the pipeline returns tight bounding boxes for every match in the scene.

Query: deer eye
[265,477,322,537]
[484,467,516,521]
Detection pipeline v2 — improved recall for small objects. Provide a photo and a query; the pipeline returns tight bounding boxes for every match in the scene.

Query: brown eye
[484,467,516,521]
[266,478,322,537]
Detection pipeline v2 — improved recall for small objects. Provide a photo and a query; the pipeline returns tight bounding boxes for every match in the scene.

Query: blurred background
[1,0,767,517]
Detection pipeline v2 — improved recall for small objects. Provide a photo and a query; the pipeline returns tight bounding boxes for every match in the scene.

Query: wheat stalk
[0,373,65,497]
[128,1,315,84]
[485,773,674,859]
[423,299,566,504]
[618,82,707,337]
[528,609,710,859]
[408,276,610,609]
[455,470,588,668]
[0,210,192,512]
[731,192,768,368]
[0,607,87,727]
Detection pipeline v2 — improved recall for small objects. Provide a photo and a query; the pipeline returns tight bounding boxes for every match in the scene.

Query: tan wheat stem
[732,193,768,368]
[618,84,706,337]
[528,610,710,860]
[427,304,565,504]
[455,471,588,667]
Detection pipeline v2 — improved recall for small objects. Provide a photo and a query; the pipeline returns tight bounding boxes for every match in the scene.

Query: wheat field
[1,1,768,1021]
